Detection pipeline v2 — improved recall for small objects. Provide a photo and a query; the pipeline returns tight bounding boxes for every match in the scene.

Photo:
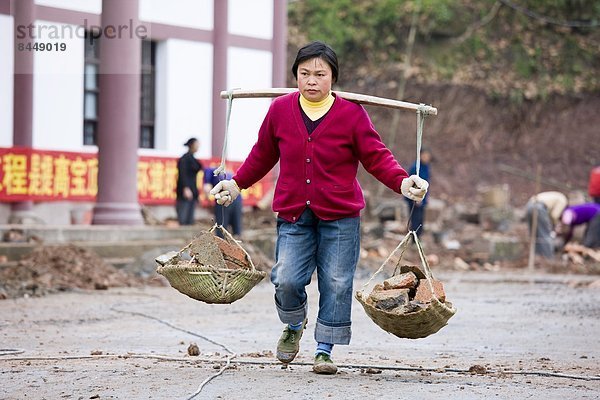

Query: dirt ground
[1,270,599,400]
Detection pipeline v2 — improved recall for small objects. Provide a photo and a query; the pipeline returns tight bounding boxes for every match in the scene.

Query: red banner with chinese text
[0,147,272,206]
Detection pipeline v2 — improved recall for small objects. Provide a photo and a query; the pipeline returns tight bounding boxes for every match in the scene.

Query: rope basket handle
[411,231,436,297]
[359,104,436,297]
[359,231,412,294]
[359,231,437,297]
[208,223,259,272]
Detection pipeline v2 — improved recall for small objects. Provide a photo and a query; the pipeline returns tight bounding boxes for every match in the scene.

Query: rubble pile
[365,265,447,315]
[0,245,149,299]
[564,243,600,266]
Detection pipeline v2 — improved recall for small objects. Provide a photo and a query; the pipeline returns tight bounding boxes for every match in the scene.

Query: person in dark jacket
[405,148,432,235]
[176,138,202,225]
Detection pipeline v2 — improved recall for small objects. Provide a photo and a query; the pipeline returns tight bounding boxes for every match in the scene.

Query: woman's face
[296,57,333,102]
[189,141,199,153]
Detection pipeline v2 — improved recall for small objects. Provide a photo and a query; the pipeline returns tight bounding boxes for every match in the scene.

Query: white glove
[209,179,241,207]
[401,175,429,202]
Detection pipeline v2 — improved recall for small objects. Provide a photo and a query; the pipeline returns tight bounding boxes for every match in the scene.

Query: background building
[0,0,287,224]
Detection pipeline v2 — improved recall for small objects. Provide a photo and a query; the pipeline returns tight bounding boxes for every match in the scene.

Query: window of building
[83,38,156,149]
[83,33,100,146]
[140,40,156,149]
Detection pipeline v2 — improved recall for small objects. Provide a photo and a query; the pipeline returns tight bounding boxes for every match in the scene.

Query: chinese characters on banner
[0,147,272,206]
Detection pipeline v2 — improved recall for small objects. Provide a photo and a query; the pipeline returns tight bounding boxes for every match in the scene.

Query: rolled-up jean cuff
[315,319,352,345]
[275,296,307,324]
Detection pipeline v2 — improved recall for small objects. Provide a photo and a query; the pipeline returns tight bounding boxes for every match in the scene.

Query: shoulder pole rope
[360,104,433,294]
[213,89,235,178]
[213,89,236,226]
[406,104,432,233]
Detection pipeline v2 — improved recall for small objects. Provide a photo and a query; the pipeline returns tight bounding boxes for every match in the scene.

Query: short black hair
[184,137,198,147]
[292,41,339,83]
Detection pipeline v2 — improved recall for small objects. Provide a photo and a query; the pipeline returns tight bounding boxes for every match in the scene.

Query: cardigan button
[306,179,311,184]
[306,200,311,205]
[307,137,312,142]
[306,158,311,163]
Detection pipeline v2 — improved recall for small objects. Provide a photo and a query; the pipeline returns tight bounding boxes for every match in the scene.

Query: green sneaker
[313,352,338,374]
[276,319,307,364]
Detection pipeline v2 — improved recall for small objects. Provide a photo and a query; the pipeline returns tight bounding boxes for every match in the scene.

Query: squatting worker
[210,42,428,374]
[176,138,203,225]
[525,191,568,258]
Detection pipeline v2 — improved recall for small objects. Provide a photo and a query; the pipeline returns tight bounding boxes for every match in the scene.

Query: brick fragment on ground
[187,343,200,356]
[383,272,418,290]
[414,279,446,303]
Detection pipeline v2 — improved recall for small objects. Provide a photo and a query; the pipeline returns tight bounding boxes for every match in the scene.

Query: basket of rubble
[155,225,266,304]
[355,232,456,339]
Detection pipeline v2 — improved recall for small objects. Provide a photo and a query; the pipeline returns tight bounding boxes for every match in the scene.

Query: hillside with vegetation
[288,0,600,203]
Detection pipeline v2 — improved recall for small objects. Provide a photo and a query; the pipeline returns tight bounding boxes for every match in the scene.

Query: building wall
[0,0,281,224]
[35,0,102,14]
[140,0,213,30]
[227,47,272,162]
[229,0,272,39]
[0,14,13,147]
[1,0,275,159]
[32,20,86,151]
[150,39,213,159]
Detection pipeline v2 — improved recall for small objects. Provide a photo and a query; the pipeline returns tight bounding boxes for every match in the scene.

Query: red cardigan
[233,92,409,222]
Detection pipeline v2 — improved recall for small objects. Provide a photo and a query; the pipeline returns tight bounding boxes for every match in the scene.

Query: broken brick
[383,272,418,290]
[215,236,250,269]
[393,301,427,315]
[369,288,410,311]
[414,279,446,303]
[399,265,426,279]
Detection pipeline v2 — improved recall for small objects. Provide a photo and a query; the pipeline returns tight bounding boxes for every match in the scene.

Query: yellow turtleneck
[299,92,335,121]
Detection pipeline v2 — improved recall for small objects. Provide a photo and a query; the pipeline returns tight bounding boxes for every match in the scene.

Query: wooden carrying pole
[219,88,437,115]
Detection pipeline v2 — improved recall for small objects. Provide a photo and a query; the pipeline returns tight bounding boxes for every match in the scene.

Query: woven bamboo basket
[355,231,456,339]
[156,225,266,304]
[355,292,455,339]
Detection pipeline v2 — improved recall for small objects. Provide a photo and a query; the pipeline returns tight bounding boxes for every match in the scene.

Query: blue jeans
[176,199,196,225]
[271,208,360,345]
[215,196,243,236]
[405,199,426,235]
[526,201,554,258]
